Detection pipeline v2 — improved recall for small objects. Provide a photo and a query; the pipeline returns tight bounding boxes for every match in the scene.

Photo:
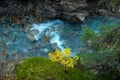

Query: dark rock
[0,0,89,22]
[60,0,87,11]
[62,11,89,22]
[35,2,57,18]
[27,29,39,42]
[24,23,32,32]
[98,9,114,16]
[112,4,120,14]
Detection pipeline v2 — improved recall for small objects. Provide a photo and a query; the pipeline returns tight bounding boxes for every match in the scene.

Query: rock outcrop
[0,0,89,22]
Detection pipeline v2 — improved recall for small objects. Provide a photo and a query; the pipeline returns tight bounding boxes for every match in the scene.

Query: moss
[78,25,120,80]
[15,57,94,80]
[80,27,96,42]
[95,26,120,80]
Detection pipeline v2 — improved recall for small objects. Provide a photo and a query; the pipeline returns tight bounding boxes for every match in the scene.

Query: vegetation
[95,26,120,80]
[49,48,79,68]
[80,26,97,42]
[15,23,120,80]
[15,57,94,80]
[78,25,120,80]
[99,0,120,6]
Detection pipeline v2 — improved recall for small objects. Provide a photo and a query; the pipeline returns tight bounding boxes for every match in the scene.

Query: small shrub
[48,48,79,68]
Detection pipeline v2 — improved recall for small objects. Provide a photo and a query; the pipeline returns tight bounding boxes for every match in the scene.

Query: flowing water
[0,15,120,58]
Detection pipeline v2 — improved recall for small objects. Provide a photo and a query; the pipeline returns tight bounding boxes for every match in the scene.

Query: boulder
[62,11,89,22]
[26,29,39,42]
[112,4,120,14]
[24,23,32,32]
[98,9,113,15]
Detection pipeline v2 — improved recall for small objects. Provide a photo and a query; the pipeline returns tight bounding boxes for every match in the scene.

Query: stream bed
[0,15,120,78]
[0,15,120,57]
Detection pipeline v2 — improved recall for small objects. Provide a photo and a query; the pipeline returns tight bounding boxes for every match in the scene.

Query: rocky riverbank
[0,0,89,23]
[1,0,120,23]
[0,0,120,80]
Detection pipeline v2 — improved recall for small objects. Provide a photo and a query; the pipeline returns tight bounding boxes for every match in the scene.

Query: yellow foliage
[48,48,79,68]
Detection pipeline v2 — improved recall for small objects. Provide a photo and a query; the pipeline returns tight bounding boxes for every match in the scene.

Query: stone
[98,9,113,16]
[35,2,57,18]
[60,0,87,11]
[36,17,43,22]
[50,43,58,50]
[12,16,21,25]
[24,23,32,32]
[43,35,50,43]
[27,32,34,42]
[73,12,89,21]
[27,29,39,42]
[112,4,120,13]
[0,0,89,22]
[62,11,89,22]
[30,29,39,36]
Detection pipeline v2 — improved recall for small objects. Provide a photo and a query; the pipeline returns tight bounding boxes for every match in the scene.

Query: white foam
[30,20,65,51]
[50,32,64,51]
[30,20,63,41]
[30,23,49,41]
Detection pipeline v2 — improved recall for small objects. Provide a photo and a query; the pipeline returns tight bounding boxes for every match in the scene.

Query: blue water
[0,15,120,57]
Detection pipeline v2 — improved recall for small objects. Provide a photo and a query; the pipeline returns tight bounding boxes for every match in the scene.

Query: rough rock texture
[0,0,89,22]
[27,29,39,42]
[97,0,120,16]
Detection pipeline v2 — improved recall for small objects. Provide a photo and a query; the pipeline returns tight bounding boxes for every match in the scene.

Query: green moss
[78,26,120,80]
[95,26,120,80]
[80,27,96,42]
[15,57,94,80]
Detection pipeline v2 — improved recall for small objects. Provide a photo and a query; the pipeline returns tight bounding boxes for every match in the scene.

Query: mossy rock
[95,26,120,80]
[104,26,120,46]
[15,57,94,80]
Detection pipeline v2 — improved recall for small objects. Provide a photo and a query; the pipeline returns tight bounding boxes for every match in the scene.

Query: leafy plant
[48,48,79,68]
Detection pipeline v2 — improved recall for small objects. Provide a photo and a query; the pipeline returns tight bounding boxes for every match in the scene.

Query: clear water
[0,15,120,57]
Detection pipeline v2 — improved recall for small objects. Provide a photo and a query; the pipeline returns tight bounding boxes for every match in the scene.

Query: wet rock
[60,0,87,11]
[24,23,32,32]
[98,9,113,16]
[43,35,50,43]
[30,29,39,36]
[51,43,58,50]
[49,0,88,22]
[62,11,89,22]
[112,4,120,14]
[36,17,43,22]
[12,16,21,25]
[27,29,39,42]
[0,0,89,22]
[35,2,57,19]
